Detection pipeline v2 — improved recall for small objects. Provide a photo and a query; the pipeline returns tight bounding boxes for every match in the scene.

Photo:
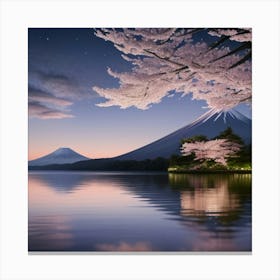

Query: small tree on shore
[181,138,241,166]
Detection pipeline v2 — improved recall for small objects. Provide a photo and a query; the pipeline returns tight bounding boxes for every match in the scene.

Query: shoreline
[28,168,251,174]
[168,169,252,174]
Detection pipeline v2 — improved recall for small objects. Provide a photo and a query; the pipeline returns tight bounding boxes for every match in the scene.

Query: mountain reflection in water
[29,171,251,252]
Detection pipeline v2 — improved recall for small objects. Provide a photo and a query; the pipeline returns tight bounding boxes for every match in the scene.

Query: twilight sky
[28,28,251,160]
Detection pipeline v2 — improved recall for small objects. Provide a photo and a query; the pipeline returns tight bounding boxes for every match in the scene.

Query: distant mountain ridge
[29,147,90,166]
[29,109,251,168]
[113,109,251,161]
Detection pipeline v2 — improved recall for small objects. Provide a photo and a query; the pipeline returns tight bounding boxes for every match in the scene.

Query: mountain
[28,109,251,169]
[28,147,90,166]
[114,109,251,161]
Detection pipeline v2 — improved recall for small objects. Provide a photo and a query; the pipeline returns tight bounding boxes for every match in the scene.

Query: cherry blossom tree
[93,28,251,111]
[181,139,241,166]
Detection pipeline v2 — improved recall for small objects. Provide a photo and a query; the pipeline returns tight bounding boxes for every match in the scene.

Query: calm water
[28,171,251,252]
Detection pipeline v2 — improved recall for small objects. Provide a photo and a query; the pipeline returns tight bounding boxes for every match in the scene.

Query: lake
[28,171,251,252]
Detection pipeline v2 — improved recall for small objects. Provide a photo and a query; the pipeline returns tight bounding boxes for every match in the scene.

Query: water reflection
[29,215,74,251]
[29,171,251,252]
[29,171,95,192]
[169,173,251,251]
[168,174,251,218]
[96,241,153,251]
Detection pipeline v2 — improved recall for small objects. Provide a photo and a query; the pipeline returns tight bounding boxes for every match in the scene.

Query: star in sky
[28,28,251,160]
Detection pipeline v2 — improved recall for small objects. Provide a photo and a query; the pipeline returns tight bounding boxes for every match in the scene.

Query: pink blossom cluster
[93,28,251,111]
[181,139,241,165]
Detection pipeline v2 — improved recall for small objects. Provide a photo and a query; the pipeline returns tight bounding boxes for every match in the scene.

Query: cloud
[29,101,74,119]
[32,71,85,99]
[29,86,73,107]
[28,70,83,119]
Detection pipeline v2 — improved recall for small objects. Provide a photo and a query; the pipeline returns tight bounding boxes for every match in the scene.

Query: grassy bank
[168,167,252,174]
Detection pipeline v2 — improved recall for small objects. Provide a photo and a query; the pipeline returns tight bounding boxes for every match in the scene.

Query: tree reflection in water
[29,172,251,251]
[169,173,251,222]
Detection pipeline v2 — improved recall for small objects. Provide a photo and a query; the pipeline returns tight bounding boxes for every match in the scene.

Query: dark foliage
[214,127,244,144]
[169,153,195,166]
[170,127,251,171]
[29,157,170,171]
[181,135,208,144]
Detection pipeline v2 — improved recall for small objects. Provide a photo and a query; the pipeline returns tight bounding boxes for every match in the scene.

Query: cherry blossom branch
[93,28,251,111]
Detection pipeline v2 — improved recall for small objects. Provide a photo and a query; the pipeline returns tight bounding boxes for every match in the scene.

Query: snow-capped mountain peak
[52,147,77,155]
[114,109,251,161]
[29,147,90,166]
